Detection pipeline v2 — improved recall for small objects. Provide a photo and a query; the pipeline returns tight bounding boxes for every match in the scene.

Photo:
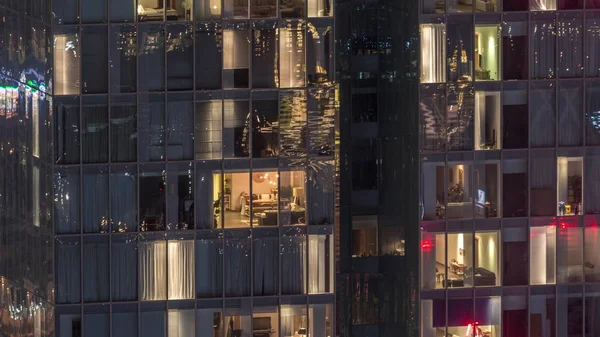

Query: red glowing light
[421,241,432,249]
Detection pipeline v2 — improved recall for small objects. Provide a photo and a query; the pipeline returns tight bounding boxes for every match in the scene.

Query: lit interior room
[351,216,377,257]
[421,231,500,289]
[474,91,501,150]
[214,170,306,228]
[474,161,500,218]
[531,0,556,10]
[474,25,500,81]
[556,157,583,216]
[422,163,474,220]
[136,0,193,21]
[251,308,279,337]
[421,297,501,337]
[194,0,221,19]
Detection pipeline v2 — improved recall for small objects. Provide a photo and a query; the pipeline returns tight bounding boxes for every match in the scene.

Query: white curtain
[420,24,446,83]
[309,235,328,294]
[280,306,306,337]
[139,241,167,300]
[168,240,195,300]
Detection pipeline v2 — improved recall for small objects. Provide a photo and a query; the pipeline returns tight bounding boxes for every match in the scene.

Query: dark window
[81,26,108,94]
[352,139,378,190]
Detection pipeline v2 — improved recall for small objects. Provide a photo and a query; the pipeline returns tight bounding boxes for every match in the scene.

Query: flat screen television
[253,317,271,331]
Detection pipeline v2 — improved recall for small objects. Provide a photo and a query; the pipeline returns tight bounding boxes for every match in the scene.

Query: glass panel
[474,25,500,81]
[111,165,137,232]
[352,139,378,190]
[421,298,445,337]
[308,233,333,293]
[137,0,165,21]
[307,21,334,85]
[139,240,167,300]
[167,240,195,299]
[530,294,556,337]
[56,238,81,304]
[166,24,193,90]
[474,297,501,337]
[446,232,474,288]
[447,23,473,82]
[55,167,80,234]
[111,235,138,301]
[474,160,500,218]
[530,150,556,217]
[557,225,583,284]
[474,91,500,150]
[279,164,307,226]
[530,223,556,285]
[531,16,557,79]
[531,0,557,10]
[503,296,527,337]
[281,305,308,337]
[307,88,335,157]
[223,170,251,228]
[584,226,600,282]
[82,0,107,23]
[504,0,527,10]
[557,157,583,216]
[82,166,109,233]
[54,96,80,164]
[307,160,334,225]
[82,96,109,163]
[308,303,332,337]
[168,310,194,337]
[196,100,223,160]
[196,231,223,297]
[503,155,528,217]
[195,24,222,89]
[54,29,80,95]
[446,297,473,336]
[224,0,248,18]
[253,229,279,296]
[422,0,444,13]
[250,169,278,225]
[173,0,194,20]
[139,24,166,91]
[531,82,556,148]
[252,94,279,158]
[307,0,331,16]
[421,24,447,83]
[223,29,250,89]
[447,83,474,151]
[224,301,252,337]
[447,163,473,220]
[280,24,306,88]
[557,287,584,337]
[167,93,194,160]
[280,90,307,157]
[558,81,583,147]
[224,232,252,297]
[474,231,500,286]
[166,163,195,230]
[81,26,108,94]
[584,16,600,78]
[502,20,528,81]
[110,95,137,162]
[502,85,528,149]
[110,25,137,93]
[110,0,135,22]
[280,0,304,17]
[223,99,250,158]
[53,0,78,24]
[139,94,166,162]
[420,84,447,152]
[252,28,278,88]
[502,227,528,286]
[140,308,166,337]
[139,165,166,231]
[557,14,583,78]
[281,228,307,294]
[112,306,138,337]
[585,149,600,214]
[447,0,471,12]
[195,161,222,229]
[83,237,110,302]
[251,0,276,17]
[196,308,223,337]
[195,0,221,19]
[587,0,600,8]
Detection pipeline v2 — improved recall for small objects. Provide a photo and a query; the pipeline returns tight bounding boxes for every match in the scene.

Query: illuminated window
[307,0,331,16]
[280,24,306,88]
[474,156,500,218]
[557,157,583,216]
[308,231,334,294]
[532,0,556,10]
[352,216,377,257]
[223,29,250,89]
[420,24,446,83]
[53,29,80,95]
[474,25,501,81]
[530,222,556,285]
[136,0,193,21]
[195,0,222,19]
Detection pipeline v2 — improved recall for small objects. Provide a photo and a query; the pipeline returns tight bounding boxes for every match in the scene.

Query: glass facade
[419,2,600,337]
[1,0,336,335]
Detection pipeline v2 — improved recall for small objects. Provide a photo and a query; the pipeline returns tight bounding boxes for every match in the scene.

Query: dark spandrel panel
[167,24,194,91]
[138,24,166,92]
[81,0,107,23]
[502,86,528,150]
[110,95,137,162]
[110,0,136,22]
[82,96,109,163]
[502,156,528,218]
[110,25,137,93]
[195,24,222,90]
[352,139,377,190]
